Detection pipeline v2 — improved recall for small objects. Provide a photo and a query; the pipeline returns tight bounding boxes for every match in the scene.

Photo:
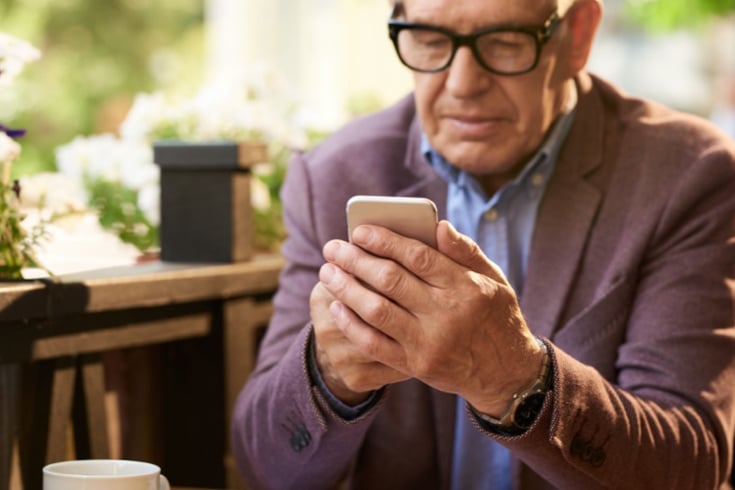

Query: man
[232,0,735,488]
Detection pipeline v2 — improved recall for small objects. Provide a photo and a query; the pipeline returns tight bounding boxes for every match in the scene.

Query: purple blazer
[232,72,735,489]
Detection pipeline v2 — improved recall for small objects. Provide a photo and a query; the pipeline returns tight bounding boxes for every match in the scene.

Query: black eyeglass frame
[387,10,562,76]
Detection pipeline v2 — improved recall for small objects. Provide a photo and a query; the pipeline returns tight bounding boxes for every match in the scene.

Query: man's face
[401,0,575,178]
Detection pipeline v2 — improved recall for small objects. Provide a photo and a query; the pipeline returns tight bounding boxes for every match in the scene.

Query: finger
[311,282,409,398]
[321,347,409,394]
[340,225,454,308]
[350,223,507,288]
[329,300,409,374]
[310,282,337,330]
[323,237,426,310]
[435,220,508,282]
[313,326,406,399]
[349,225,438,280]
[310,280,335,307]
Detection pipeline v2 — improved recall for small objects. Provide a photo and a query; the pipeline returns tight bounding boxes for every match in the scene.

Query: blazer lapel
[521,74,606,339]
[396,110,449,215]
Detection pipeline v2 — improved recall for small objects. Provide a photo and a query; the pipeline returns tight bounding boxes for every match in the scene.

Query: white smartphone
[346,195,438,248]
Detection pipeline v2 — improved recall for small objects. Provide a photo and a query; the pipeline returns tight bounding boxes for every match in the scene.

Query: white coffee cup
[43,459,170,490]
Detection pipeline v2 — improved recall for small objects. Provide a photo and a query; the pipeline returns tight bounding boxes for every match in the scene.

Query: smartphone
[346,195,438,248]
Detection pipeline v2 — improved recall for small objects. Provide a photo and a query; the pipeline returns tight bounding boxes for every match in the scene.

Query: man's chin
[437,141,518,175]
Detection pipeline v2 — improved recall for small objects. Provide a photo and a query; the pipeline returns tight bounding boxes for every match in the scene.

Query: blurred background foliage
[0,0,730,266]
[0,0,732,258]
[623,0,735,31]
[1,0,733,181]
[0,0,204,178]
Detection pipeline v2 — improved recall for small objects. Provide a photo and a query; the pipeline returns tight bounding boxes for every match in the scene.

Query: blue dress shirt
[424,96,576,489]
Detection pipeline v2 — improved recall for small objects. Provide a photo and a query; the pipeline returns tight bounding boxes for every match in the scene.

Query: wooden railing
[0,255,283,490]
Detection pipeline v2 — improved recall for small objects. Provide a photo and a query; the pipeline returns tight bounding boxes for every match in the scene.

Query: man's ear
[565,0,603,73]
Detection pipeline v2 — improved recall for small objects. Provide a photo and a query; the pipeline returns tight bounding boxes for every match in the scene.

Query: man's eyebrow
[390,1,405,19]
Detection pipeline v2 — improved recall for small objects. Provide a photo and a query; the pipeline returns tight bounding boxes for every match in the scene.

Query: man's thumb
[436,220,507,282]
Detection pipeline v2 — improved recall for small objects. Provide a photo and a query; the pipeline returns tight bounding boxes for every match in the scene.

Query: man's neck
[476,160,531,197]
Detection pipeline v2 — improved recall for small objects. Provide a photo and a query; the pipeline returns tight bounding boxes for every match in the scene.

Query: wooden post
[76,354,110,458]
[223,297,273,489]
[0,364,19,490]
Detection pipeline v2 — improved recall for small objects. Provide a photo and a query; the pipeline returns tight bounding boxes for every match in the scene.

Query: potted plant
[0,33,42,279]
[53,68,315,263]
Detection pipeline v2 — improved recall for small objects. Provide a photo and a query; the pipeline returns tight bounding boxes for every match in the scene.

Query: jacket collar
[520,72,606,338]
[399,101,449,218]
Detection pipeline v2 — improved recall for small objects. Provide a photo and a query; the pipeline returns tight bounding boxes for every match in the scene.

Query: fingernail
[320,263,335,284]
[352,225,371,244]
[323,240,341,261]
[329,301,344,319]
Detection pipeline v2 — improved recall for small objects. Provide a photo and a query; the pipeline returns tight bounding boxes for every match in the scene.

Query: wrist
[307,328,375,410]
[471,337,551,432]
[310,331,373,405]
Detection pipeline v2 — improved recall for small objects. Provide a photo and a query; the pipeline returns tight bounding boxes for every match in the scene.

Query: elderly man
[232,0,735,488]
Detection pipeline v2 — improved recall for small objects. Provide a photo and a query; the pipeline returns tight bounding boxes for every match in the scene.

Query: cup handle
[159,474,170,490]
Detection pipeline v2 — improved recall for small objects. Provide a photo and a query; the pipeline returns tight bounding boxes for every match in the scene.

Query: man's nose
[444,46,494,97]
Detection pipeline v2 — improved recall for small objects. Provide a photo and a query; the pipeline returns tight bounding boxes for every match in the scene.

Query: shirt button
[531,172,545,187]
[483,209,499,222]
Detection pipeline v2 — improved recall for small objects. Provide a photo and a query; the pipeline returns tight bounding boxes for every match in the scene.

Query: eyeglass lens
[395,27,539,74]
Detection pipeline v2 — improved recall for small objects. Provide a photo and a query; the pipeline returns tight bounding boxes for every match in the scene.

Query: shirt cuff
[306,328,380,420]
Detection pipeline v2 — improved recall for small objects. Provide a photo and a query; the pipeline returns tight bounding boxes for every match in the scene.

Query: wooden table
[0,256,283,490]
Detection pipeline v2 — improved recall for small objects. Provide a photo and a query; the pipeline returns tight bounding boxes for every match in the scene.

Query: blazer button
[570,434,606,467]
[588,447,606,467]
[289,424,312,453]
[570,434,589,457]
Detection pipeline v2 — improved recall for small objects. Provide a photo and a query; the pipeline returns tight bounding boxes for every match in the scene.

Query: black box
[153,141,268,263]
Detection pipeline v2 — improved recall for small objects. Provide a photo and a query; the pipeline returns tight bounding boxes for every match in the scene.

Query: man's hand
[317,220,545,417]
[310,280,408,405]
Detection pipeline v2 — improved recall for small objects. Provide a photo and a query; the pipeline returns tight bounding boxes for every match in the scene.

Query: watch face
[513,392,546,429]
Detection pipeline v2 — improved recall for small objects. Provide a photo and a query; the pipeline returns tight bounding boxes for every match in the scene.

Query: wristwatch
[473,338,551,433]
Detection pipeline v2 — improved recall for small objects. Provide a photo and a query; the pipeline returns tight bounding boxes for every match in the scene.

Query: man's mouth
[442,114,507,139]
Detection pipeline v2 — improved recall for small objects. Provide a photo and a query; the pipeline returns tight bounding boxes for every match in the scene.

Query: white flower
[0,131,20,164]
[51,62,317,256]
[15,172,87,215]
[250,177,271,212]
[0,32,41,85]
[56,134,156,192]
[119,61,309,148]
[115,141,156,191]
[119,92,173,141]
[55,133,161,229]
[137,184,160,225]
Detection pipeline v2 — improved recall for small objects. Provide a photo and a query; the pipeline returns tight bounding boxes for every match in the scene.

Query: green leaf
[623,0,735,31]
[85,177,158,252]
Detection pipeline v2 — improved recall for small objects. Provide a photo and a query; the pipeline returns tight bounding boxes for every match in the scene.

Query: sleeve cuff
[306,328,381,420]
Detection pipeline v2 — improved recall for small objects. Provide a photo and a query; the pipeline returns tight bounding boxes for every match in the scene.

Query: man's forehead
[393,0,563,8]
[394,0,560,20]
[393,0,574,27]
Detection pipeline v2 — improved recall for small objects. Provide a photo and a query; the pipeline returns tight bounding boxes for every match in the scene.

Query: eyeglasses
[388,10,561,76]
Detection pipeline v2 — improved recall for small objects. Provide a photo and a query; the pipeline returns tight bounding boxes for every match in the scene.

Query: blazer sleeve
[230,150,382,490]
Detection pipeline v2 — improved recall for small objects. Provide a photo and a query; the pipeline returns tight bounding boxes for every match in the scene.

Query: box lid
[153,140,268,170]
